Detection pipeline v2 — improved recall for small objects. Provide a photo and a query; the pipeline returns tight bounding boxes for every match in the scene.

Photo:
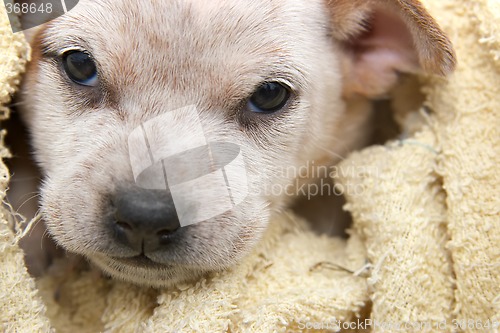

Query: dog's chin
[89,253,207,288]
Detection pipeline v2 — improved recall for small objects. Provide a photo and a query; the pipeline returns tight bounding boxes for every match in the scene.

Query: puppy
[17,0,455,287]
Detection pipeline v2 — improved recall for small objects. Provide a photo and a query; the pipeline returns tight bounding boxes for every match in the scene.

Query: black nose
[111,186,180,253]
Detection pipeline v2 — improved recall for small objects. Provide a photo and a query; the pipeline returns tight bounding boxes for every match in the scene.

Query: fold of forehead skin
[37,0,333,111]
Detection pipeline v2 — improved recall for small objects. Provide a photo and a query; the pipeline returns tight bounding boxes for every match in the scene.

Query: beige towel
[0,4,53,333]
[336,0,499,331]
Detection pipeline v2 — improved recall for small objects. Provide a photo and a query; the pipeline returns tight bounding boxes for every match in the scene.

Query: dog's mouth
[111,254,171,269]
[90,251,193,287]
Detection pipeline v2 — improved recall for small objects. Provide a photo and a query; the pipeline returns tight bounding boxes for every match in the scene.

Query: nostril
[115,220,133,231]
[112,219,142,252]
[157,228,177,245]
[157,228,175,238]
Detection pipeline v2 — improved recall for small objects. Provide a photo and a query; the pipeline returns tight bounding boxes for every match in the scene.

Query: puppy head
[19,0,454,287]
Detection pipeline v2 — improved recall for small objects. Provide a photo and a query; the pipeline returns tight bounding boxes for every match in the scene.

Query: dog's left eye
[62,50,98,87]
[248,82,291,114]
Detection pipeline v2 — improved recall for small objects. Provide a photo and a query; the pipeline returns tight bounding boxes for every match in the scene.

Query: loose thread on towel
[18,213,42,240]
[309,261,372,278]
[398,140,438,154]
[353,262,373,278]
[1,197,42,243]
[368,251,392,285]
[1,199,24,230]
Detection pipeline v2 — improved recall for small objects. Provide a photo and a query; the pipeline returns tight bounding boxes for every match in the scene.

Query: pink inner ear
[343,8,420,97]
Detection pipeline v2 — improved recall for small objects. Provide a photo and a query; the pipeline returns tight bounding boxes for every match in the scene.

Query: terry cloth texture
[0,0,498,332]
[0,4,53,333]
[336,0,500,330]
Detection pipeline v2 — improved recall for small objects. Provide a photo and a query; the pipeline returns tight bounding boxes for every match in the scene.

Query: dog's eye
[62,50,98,87]
[248,82,291,113]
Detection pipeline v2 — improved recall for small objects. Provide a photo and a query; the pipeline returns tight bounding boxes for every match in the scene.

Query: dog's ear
[325,0,456,98]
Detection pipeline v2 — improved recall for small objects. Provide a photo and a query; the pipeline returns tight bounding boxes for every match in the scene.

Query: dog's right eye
[247,82,291,114]
[62,50,98,87]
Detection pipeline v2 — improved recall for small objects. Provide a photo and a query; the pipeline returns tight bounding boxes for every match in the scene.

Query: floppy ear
[326,0,456,98]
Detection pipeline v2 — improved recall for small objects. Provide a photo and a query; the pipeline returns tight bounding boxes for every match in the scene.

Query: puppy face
[19,0,454,286]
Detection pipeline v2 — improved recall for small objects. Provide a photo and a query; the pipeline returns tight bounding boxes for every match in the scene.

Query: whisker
[40,225,57,251]
[16,193,41,212]
[8,177,41,182]
[6,100,27,108]
[312,141,348,162]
